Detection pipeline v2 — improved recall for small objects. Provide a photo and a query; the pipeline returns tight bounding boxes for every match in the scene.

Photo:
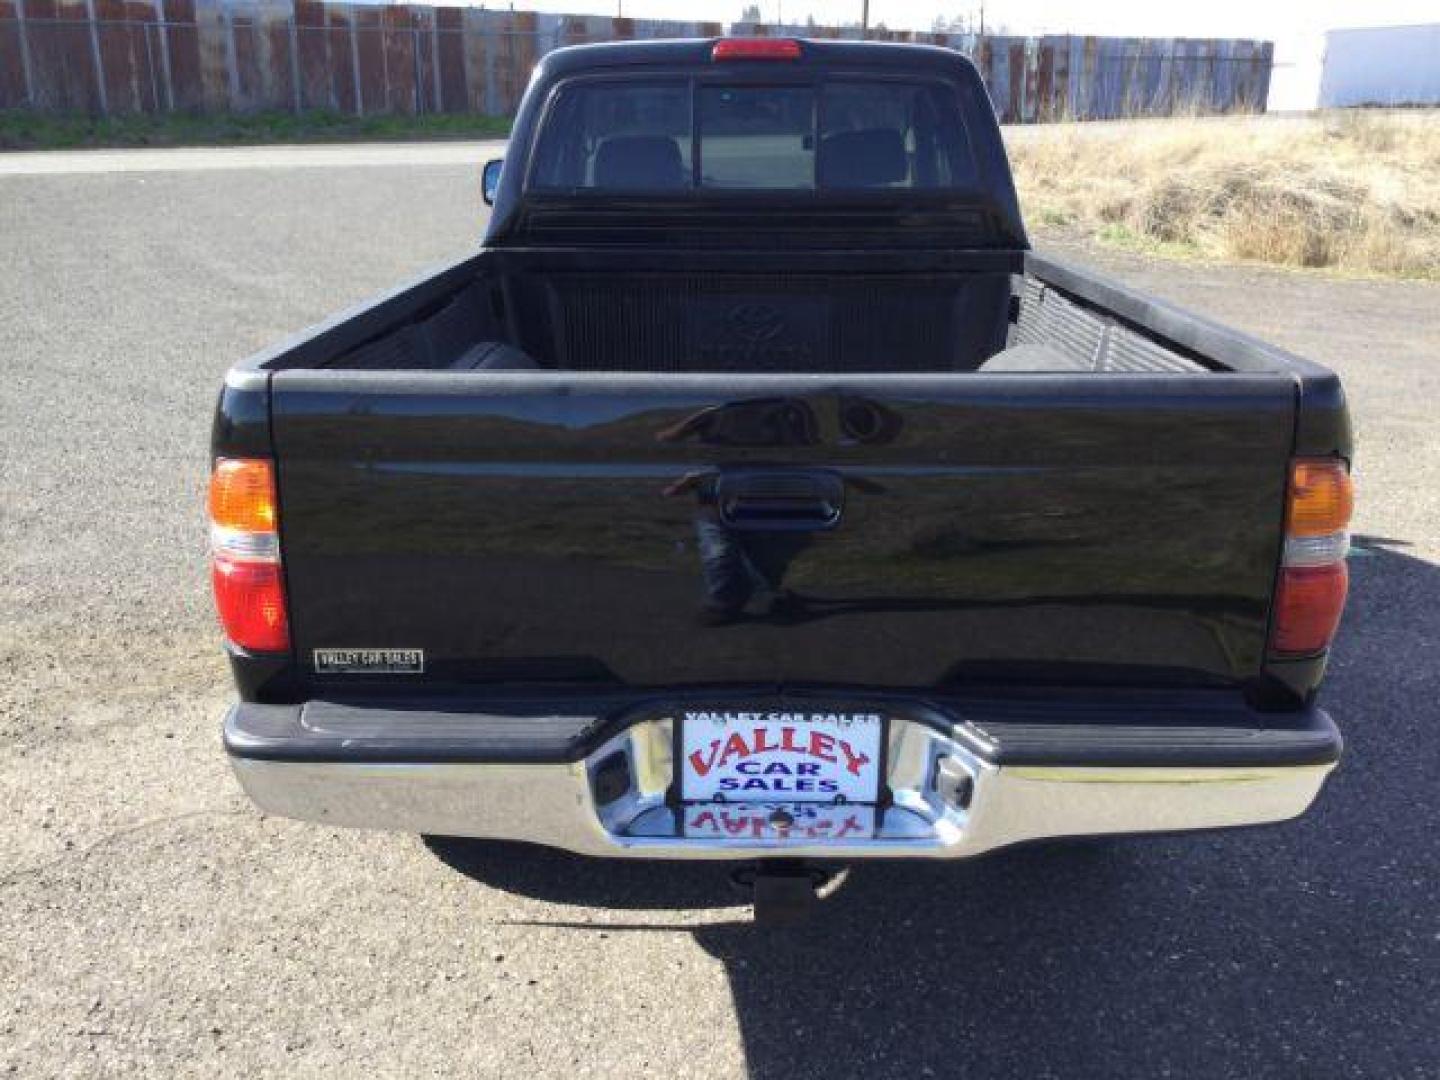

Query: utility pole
[860,0,869,38]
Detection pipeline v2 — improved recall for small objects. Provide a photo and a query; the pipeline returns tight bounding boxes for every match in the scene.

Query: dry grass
[1006,110,1440,279]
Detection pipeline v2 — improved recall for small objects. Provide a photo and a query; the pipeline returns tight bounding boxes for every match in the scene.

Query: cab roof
[534,37,982,80]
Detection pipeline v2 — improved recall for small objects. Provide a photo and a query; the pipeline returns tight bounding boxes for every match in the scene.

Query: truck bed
[271,250,1215,376]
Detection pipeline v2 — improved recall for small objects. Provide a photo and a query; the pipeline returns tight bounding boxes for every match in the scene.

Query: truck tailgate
[270,372,1295,691]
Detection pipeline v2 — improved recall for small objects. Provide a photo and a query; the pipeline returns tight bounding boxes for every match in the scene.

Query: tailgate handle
[716,470,844,531]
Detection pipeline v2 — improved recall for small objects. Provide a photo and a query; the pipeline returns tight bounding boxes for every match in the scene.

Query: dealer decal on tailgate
[680,710,884,803]
[312,648,424,674]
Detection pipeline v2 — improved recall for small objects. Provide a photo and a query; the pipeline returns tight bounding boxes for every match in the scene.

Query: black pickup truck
[213,38,1353,909]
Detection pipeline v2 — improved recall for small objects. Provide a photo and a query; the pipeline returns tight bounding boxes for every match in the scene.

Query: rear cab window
[528,76,980,193]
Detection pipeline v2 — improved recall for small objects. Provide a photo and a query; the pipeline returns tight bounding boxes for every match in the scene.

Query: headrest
[593,135,687,190]
[819,128,907,188]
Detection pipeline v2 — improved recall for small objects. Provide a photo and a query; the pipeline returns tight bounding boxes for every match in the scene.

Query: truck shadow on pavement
[424,536,1437,1079]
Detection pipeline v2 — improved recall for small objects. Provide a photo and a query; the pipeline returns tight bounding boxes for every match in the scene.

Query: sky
[483,0,1440,110]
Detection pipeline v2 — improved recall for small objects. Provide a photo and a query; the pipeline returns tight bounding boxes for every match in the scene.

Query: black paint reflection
[691,514,812,625]
[658,398,898,627]
[653,396,822,449]
[658,398,822,626]
[275,379,1293,689]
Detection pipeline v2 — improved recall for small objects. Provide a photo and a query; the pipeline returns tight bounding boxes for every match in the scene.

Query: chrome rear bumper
[226,701,1337,860]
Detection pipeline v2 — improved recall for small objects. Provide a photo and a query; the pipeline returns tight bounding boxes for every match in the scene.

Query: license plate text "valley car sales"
[681,711,881,801]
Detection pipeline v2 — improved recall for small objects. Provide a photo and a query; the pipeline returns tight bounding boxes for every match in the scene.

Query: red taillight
[712,38,802,61]
[208,458,289,653]
[212,556,290,653]
[1270,458,1352,658]
[1271,563,1349,656]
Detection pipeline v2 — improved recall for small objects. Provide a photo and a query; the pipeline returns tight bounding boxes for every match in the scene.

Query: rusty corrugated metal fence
[0,0,1273,121]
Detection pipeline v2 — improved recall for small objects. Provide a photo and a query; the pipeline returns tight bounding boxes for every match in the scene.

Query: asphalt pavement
[0,146,1436,1078]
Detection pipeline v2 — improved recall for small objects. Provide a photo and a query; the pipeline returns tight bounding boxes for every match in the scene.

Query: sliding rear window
[529,78,978,193]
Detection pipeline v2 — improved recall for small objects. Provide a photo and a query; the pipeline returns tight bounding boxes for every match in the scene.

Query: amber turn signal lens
[209,458,277,533]
[1287,459,1353,538]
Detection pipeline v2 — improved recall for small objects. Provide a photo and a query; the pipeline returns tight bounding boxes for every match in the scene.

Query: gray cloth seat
[593,135,687,191]
[819,128,908,188]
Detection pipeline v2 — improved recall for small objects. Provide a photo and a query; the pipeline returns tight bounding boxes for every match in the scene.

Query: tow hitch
[730,860,837,926]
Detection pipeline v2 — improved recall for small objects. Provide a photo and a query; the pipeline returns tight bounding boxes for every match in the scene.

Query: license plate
[683,802,877,841]
[678,709,884,804]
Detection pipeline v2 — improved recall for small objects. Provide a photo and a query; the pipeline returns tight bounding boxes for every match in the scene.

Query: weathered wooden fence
[0,0,1273,121]
[740,22,1273,122]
